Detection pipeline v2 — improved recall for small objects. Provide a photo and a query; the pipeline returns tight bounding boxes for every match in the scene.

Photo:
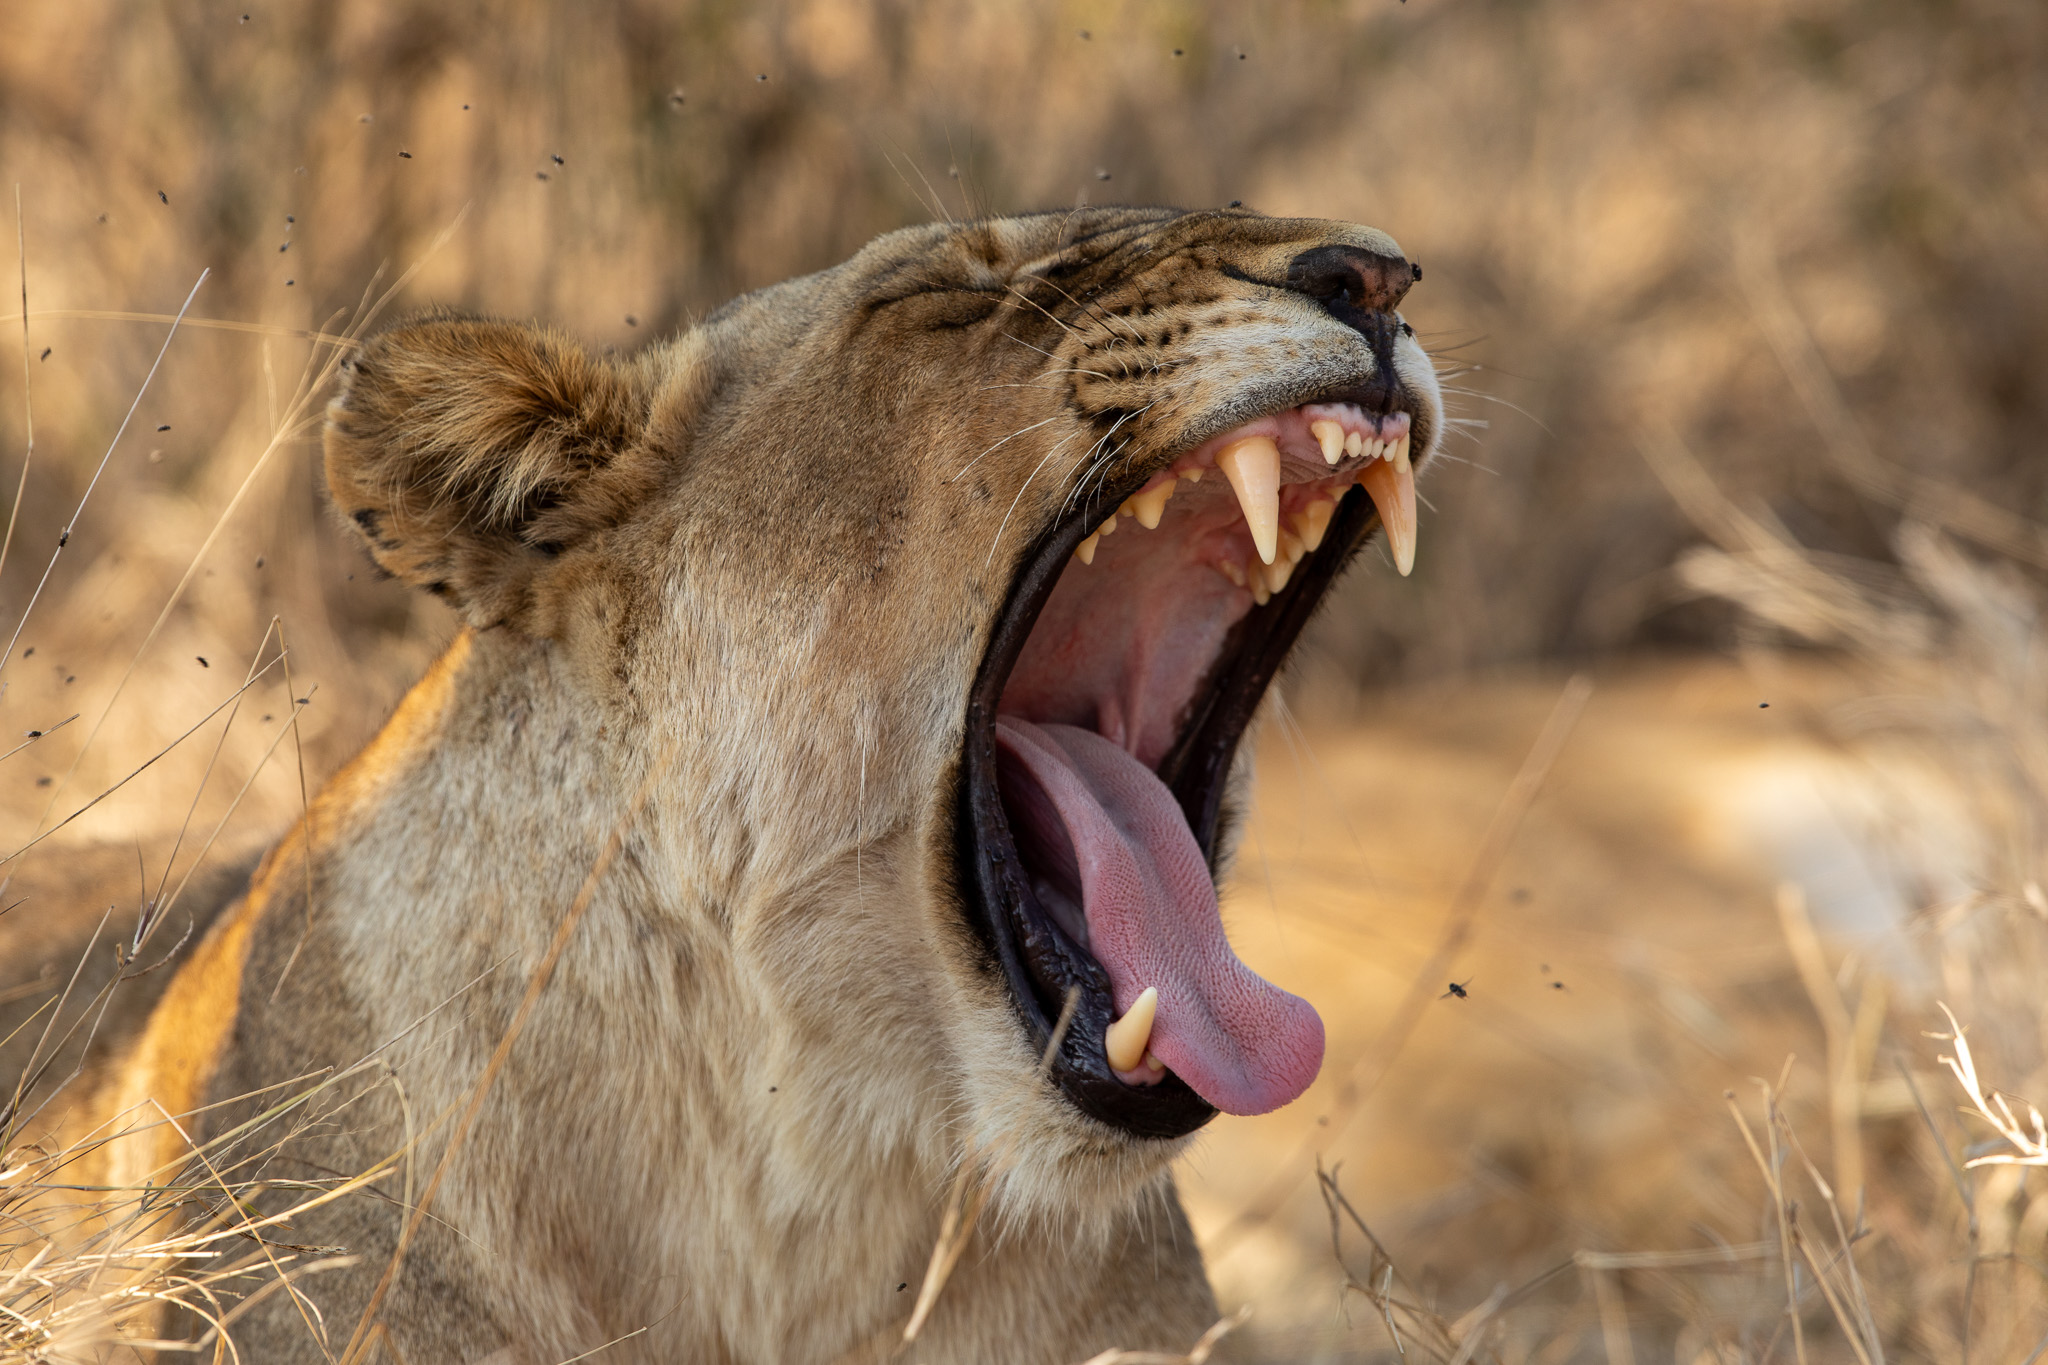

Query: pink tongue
[993,718,1324,1116]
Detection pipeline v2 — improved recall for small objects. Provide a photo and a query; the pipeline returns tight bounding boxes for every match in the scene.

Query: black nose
[1285,245,1421,415]
[1285,245,1418,315]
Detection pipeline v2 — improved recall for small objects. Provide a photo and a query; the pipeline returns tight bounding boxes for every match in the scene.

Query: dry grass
[2,0,2045,1360]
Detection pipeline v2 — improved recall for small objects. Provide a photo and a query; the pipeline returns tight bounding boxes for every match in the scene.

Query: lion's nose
[1284,244,1421,415]
[1284,244,1418,315]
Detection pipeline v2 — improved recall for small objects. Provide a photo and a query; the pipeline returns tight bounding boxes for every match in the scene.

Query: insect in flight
[1441,979,1473,1000]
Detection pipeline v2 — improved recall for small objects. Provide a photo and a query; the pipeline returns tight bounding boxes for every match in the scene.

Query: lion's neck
[273,630,1211,1359]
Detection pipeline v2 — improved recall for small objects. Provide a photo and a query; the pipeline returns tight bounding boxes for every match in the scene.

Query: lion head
[324,206,1441,1219]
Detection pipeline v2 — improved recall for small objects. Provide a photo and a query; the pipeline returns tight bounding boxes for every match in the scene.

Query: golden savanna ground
[3,0,2046,1359]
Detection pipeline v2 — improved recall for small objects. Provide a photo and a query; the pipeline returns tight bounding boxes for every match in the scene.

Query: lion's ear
[323,315,664,628]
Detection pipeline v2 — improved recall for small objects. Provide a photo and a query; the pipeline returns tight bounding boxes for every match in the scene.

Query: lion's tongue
[993,718,1324,1117]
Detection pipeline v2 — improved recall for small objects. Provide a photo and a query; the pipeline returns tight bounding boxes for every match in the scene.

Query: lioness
[53,208,1443,1361]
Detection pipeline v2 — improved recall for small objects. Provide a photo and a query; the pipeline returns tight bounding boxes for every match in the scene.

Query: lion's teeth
[1359,447,1418,577]
[1217,559,1246,588]
[1279,528,1305,566]
[1264,553,1296,593]
[1344,430,1363,459]
[1310,420,1345,465]
[1105,986,1159,1073]
[1074,530,1101,565]
[1216,436,1281,565]
[1295,496,1336,552]
[1366,436,1385,461]
[1131,478,1176,530]
[1097,512,1118,538]
[1181,467,1203,483]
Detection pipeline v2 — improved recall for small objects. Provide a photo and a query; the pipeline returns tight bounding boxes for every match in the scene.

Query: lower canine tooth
[1360,447,1419,576]
[1105,986,1159,1073]
[1131,478,1176,529]
[1310,419,1345,465]
[1216,435,1281,565]
[1074,531,1101,565]
[1296,497,1336,551]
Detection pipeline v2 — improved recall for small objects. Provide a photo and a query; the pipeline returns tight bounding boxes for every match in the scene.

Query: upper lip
[956,379,1416,1140]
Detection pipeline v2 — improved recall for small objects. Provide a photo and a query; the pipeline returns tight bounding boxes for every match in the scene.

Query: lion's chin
[960,399,1418,1140]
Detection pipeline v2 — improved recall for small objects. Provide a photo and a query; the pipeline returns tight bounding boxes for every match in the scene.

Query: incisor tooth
[1218,559,1246,587]
[1345,430,1364,459]
[1248,562,1272,605]
[1265,554,1296,593]
[1360,445,1419,576]
[1131,478,1176,529]
[1105,986,1159,1073]
[1074,530,1101,565]
[1098,513,1118,538]
[1181,467,1203,484]
[1216,435,1281,565]
[1310,419,1345,465]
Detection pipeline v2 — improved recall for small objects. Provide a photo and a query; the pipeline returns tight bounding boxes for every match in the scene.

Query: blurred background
[2,0,2045,1360]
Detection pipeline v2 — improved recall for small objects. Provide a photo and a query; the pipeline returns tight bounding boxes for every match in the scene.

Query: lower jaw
[958,482,1382,1140]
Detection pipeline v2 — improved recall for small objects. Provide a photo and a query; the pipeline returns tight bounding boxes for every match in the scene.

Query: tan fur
[100,208,1442,1363]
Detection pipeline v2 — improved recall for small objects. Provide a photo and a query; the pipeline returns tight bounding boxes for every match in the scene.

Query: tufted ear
[323,315,666,629]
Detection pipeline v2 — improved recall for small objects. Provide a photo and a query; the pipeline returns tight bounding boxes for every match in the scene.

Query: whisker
[1000,331,1111,379]
[983,432,1080,570]
[946,413,1064,484]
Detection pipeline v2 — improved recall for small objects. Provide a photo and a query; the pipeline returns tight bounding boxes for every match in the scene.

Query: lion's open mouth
[961,396,1418,1139]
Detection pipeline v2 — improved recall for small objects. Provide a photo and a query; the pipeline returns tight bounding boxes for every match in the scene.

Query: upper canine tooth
[1359,449,1418,577]
[1216,436,1281,565]
[1310,420,1345,465]
[1131,478,1176,529]
[1105,986,1159,1073]
[1344,430,1364,459]
[1075,530,1101,565]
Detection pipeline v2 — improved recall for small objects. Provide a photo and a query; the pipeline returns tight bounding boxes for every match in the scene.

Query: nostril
[1284,245,1417,317]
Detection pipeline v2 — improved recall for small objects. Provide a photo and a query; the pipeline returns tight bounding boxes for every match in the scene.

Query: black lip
[957,442,1387,1141]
